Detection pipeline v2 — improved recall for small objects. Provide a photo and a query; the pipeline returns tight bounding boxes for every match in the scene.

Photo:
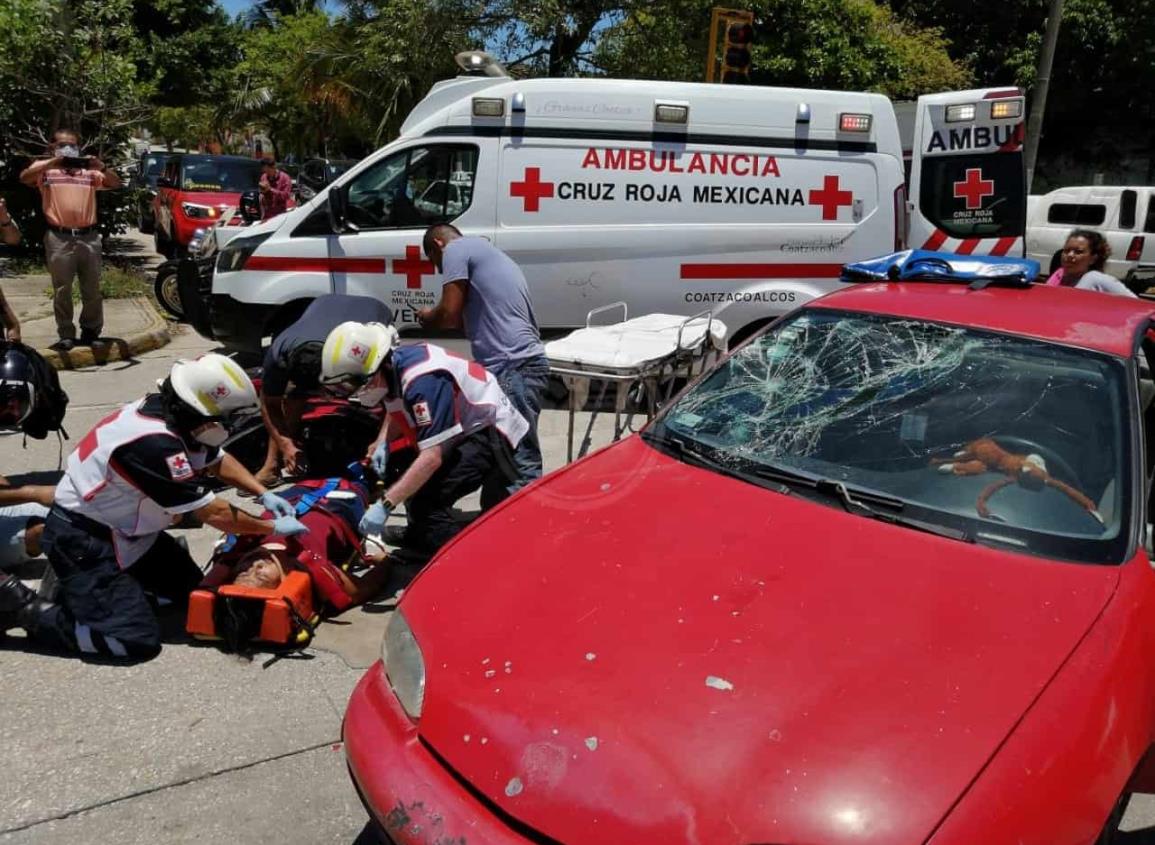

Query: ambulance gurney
[187,474,391,652]
[545,302,727,461]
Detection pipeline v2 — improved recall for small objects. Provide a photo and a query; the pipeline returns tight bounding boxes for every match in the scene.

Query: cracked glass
[658,309,1132,563]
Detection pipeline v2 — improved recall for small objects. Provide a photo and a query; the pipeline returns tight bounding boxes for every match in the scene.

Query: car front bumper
[344,661,535,845]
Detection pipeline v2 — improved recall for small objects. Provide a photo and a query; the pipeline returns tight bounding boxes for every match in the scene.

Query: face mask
[56,144,80,158]
[192,422,228,447]
[354,386,388,406]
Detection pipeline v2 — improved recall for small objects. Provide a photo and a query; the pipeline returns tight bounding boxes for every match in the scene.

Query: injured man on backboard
[188,476,393,650]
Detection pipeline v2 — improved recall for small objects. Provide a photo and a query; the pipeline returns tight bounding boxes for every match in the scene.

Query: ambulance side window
[345,144,478,231]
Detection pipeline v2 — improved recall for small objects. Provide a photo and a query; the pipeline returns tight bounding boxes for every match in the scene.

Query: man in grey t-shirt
[419,224,548,492]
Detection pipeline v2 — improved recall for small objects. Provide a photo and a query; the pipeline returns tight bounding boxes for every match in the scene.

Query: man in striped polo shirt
[20,129,122,352]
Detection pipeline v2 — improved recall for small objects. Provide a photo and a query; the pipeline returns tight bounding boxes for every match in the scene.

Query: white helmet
[169,353,258,417]
[320,322,400,388]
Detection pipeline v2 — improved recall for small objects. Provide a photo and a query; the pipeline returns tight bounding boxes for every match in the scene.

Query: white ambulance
[194,76,1026,352]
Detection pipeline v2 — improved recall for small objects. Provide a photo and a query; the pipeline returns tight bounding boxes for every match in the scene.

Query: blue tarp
[841,250,1040,286]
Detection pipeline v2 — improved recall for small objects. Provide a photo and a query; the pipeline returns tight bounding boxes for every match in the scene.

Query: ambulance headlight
[216,232,271,273]
[383,609,426,720]
[946,103,977,123]
[990,99,1023,119]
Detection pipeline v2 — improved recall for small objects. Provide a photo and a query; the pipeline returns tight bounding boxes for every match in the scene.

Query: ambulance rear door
[908,88,1026,256]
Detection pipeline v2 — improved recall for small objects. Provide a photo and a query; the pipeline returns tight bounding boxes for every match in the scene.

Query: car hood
[406,436,1119,845]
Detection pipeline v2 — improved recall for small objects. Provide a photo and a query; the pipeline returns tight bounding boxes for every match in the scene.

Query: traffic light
[720,20,753,83]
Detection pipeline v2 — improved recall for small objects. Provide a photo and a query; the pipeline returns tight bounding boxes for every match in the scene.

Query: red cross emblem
[170,454,189,471]
[953,167,995,210]
[212,384,229,398]
[808,175,854,221]
[350,344,366,360]
[391,245,435,290]
[510,166,555,213]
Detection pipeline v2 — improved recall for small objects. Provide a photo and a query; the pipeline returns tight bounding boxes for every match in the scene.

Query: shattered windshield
[658,309,1132,563]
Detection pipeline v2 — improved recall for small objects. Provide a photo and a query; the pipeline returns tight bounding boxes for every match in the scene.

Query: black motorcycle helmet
[0,347,36,429]
[239,188,261,222]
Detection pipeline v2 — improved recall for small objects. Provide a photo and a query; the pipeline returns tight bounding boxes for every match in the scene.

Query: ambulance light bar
[945,103,976,123]
[654,101,690,124]
[472,97,505,118]
[990,99,1023,119]
[839,113,872,133]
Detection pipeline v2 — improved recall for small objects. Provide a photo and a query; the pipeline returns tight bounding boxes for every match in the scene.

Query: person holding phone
[19,128,121,352]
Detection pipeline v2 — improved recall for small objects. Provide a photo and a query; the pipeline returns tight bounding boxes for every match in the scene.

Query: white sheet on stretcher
[546,313,728,372]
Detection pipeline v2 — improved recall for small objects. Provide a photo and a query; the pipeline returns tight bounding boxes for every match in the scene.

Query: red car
[345,274,1155,845]
[152,154,266,257]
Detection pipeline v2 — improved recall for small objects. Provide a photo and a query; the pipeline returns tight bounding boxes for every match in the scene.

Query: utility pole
[1024,0,1065,190]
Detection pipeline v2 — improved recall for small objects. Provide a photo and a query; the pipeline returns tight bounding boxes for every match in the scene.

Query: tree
[0,0,148,157]
[131,0,242,111]
[595,0,970,96]
[892,0,1155,182]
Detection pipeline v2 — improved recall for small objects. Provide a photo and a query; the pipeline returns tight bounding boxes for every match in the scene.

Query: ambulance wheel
[728,319,774,350]
[1050,250,1062,274]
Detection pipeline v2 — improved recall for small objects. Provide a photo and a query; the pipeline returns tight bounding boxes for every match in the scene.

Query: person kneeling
[0,354,307,662]
[319,322,528,557]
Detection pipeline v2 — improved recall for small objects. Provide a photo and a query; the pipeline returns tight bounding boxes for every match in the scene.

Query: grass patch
[3,257,48,276]
[42,264,151,302]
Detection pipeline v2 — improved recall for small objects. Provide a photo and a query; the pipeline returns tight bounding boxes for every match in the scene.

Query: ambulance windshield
[656,309,1130,564]
[919,152,1025,239]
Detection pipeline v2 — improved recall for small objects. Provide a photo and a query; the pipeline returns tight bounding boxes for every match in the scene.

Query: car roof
[808,282,1155,357]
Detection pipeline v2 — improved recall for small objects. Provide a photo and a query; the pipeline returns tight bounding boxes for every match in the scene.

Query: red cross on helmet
[320,322,400,391]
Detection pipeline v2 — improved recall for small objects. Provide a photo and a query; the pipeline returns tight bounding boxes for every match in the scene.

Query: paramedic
[320,321,528,555]
[0,354,309,661]
[255,293,395,485]
[419,224,548,494]
[1044,229,1136,296]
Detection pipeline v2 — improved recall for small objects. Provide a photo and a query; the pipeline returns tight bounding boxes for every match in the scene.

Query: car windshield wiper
[749,463,973,544]
[642,430,790,495]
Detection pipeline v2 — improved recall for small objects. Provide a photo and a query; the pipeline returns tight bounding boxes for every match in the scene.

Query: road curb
[39,297,172,370]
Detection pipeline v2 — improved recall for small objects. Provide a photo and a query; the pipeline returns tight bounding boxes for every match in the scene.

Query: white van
[1026,186,1155,286]
[192,77,1026,352]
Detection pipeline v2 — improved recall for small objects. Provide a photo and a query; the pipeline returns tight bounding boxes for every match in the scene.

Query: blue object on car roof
[841,250,1041,289]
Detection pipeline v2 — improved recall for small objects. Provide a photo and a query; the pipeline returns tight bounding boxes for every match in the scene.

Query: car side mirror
[328,183,357,234]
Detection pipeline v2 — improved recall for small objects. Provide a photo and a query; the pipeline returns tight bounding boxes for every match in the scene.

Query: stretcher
[546,303,727,461]
[185,476,368,650]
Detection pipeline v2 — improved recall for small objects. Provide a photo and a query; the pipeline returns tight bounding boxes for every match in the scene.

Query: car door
[909,89,1027,256]
[328,142,493,327]
[155,158,180,240]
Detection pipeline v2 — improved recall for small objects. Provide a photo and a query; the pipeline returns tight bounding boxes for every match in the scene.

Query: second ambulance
[193,74,1026,352]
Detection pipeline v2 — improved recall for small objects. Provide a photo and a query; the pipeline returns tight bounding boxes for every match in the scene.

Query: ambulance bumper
[209,294,268,354]
[344,661,533,845]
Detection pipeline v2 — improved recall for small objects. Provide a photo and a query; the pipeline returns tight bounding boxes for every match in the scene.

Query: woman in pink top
[1043,229,1135,297]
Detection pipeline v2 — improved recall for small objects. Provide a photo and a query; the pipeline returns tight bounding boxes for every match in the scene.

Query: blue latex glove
[359,501,390,536]
[260,491,296,520]
[272,515,310,537]
[370,441,389,476]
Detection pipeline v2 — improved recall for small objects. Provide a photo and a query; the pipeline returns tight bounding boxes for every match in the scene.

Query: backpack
[6,341,69,440]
